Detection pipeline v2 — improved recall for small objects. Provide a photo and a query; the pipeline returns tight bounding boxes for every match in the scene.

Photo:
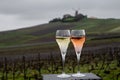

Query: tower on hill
[75,10,78,17]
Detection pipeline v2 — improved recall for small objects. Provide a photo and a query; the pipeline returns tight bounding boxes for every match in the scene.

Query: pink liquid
[71,36,85,53]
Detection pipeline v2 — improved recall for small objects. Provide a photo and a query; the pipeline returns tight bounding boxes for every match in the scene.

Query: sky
[0,0,120,31]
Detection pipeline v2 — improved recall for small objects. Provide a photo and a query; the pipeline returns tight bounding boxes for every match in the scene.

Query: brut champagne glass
[56,30,71,78]
[71,30,86,77]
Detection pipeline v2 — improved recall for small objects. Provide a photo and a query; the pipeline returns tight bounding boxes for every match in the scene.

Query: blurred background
[0,0,120,80]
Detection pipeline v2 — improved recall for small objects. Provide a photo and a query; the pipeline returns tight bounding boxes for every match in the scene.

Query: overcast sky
[0,0,120,31]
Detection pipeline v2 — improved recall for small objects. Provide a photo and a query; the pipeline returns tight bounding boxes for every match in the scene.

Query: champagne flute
[71,30,86,77]
[56,30,71,78]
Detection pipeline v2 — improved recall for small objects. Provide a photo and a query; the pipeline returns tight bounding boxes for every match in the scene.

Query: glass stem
[62,52,66,74]
[76,52,80,73]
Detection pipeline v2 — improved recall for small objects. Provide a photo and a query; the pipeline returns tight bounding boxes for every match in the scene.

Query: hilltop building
[49,10,87,23]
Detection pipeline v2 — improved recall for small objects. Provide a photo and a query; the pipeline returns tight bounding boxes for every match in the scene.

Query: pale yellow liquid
[56,37,70,53]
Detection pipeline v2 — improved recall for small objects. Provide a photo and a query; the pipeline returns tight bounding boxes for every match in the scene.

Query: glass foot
[57,73,71,78]
[72,72,85,77]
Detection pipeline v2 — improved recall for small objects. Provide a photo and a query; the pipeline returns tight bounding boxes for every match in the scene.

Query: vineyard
[0,44,120,80]
[0,18,120,80]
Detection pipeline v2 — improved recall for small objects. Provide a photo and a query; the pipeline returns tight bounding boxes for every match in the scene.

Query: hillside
[0,18,120,50]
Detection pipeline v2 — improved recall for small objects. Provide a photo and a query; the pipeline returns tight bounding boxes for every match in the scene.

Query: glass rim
[71,29,85,36]
[56,30,70,37]
[71,29,85,31]
[56,29,70,31]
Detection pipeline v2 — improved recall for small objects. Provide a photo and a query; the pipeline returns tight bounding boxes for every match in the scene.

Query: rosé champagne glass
[71,30,86,77]
[56,30,71,78]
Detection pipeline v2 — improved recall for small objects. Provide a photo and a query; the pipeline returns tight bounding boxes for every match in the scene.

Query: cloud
[0,0,120,19]
[0,0,120,31]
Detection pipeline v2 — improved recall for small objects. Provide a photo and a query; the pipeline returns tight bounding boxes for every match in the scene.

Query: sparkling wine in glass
[56,30,71,78]
[71,30,86,77]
